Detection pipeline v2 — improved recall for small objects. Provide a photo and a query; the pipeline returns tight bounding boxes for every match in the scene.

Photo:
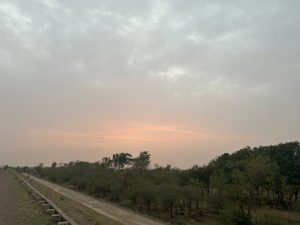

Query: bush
[219,207,251,225]
[209,192,226,212]
[232,209,251,225]
[256,211,285,225]
[218,208,234,224]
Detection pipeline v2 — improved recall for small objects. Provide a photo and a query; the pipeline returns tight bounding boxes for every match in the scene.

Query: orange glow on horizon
[31,122,251,149]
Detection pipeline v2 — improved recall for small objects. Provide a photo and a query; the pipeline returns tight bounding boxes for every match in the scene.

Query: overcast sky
[0,0,299,168]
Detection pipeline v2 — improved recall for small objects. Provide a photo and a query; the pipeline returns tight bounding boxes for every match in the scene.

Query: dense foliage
[20,142,300,224]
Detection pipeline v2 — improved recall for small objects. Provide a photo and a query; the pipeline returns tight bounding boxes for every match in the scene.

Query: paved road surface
[26,174,167,225]
[0,170,51,225]
[0,170,20,225]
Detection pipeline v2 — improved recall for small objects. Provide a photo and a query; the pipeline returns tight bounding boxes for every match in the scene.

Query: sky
[0,0,299,168]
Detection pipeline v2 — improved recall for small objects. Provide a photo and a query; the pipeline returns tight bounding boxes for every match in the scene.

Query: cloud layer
[0,0,299,167]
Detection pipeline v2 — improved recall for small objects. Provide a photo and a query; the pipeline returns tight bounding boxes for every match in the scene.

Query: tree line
[19,142,300,225]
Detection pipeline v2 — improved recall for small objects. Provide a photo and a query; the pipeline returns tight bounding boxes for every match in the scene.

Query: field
[0,170,52,225]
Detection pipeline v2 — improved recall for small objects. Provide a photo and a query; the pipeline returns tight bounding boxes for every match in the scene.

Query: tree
[101,157,113,168]
[132,180,156,212]
[27,142,300,224]
[158,185,180,220]
[51,162,57,168]
[112,153,132,170]
[189,165,213,193]
[181,185,202,217]
[35,163,44,174]
[132,151,151,170]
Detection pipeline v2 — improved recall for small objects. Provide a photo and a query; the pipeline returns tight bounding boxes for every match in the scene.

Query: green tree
[181,185,202,217]
[112,153,132,170]
[132,151,151,170]
[51,162,57,168]
[101,157,113,168]
[158,185,180,220]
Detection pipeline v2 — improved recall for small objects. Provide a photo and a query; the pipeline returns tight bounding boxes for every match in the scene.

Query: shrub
[232,209,251,225]
[219,207,251,225]
[218,208,234,224]
[256,211,285,225]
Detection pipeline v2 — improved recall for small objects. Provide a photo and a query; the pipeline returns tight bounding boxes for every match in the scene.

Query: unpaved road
[26,174,167,225]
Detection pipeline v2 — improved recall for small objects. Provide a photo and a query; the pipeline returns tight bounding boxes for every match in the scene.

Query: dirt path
[0,170,51,225]
[26,174,167,225]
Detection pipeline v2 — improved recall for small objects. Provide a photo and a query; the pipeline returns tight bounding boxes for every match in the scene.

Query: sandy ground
[27,174,167,225]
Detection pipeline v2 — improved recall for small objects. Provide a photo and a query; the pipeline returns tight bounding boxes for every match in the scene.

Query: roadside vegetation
[18,142,300,225]
[13,175,53,225]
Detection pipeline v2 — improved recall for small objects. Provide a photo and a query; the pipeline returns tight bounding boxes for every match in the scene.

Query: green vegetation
[11,173,52,225]
[18,143,300,225]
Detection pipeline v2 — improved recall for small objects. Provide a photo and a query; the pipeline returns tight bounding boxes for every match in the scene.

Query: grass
[23,175,124,225]
[12,174,53,225]
[254,207,300,225]
[217,203,300,225]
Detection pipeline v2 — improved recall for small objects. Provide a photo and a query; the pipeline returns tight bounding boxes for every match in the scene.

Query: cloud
[0,0,299,167]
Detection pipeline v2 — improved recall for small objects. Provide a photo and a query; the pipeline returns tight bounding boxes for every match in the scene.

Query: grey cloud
[0,0,299,167]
